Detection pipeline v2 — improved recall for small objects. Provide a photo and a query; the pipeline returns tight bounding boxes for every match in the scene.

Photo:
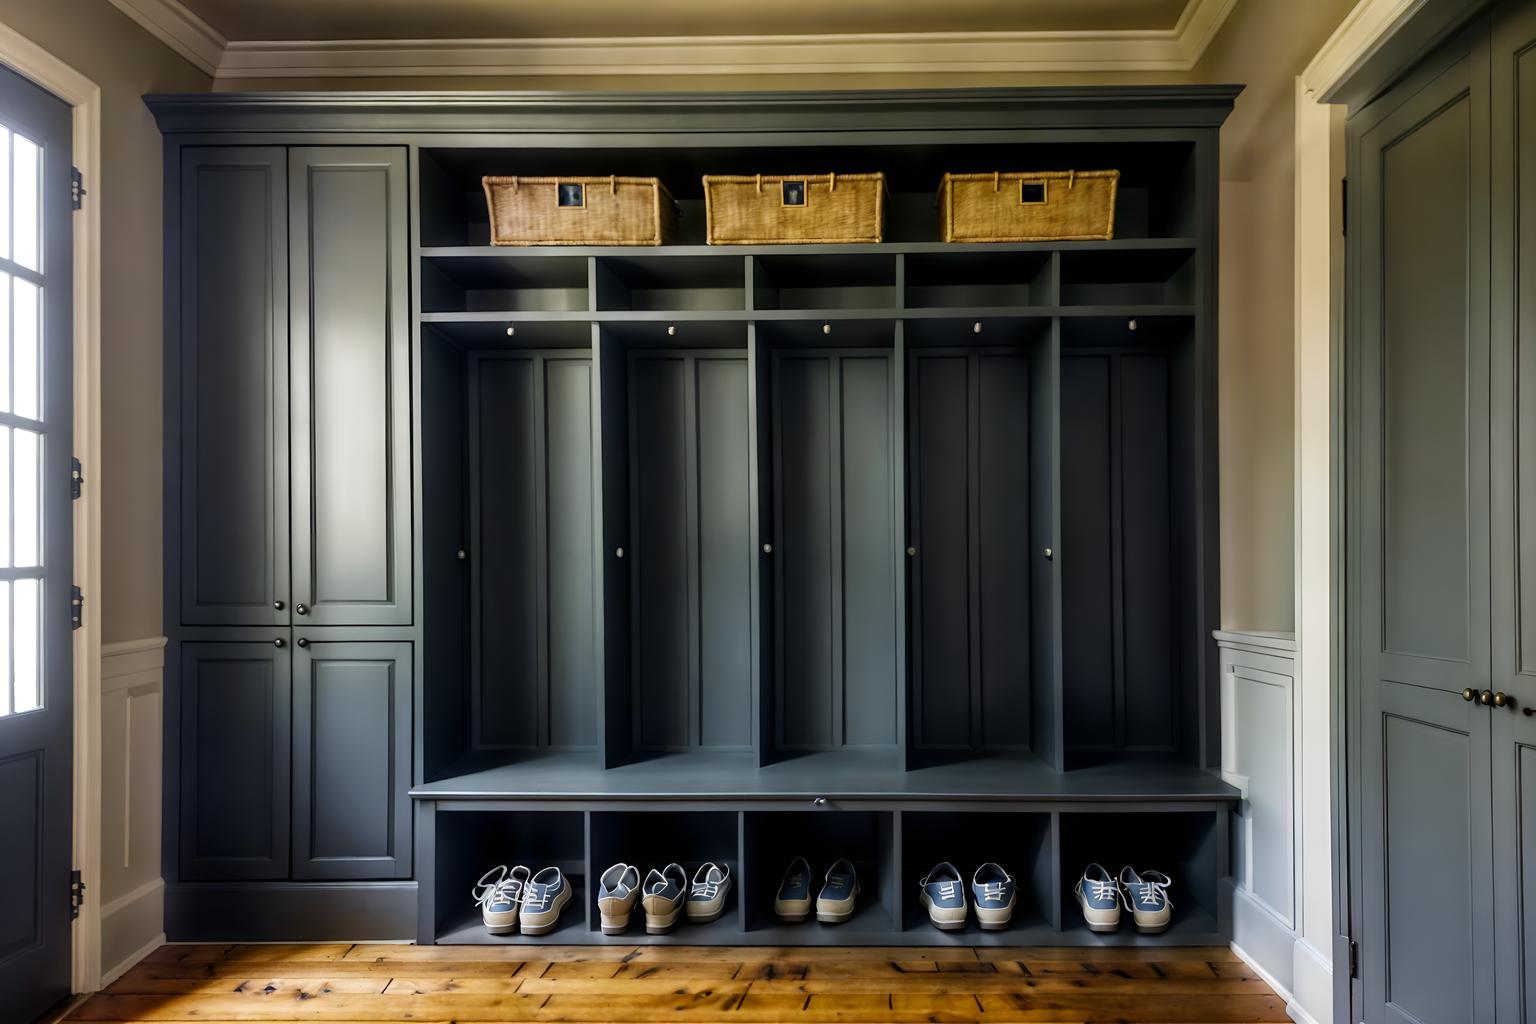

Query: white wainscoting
[99,637,166,982]
[1214,631,1316,1019]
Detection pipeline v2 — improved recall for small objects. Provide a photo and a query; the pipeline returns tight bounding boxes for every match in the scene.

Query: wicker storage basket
[939,170,1119,242]
[482,176,677,246]
[703,173,884,244]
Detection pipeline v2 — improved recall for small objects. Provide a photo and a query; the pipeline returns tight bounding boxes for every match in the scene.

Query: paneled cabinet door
[176,148,290,627]
[289,148,412,627]
[178,643,291,881]
[292,641,412,879]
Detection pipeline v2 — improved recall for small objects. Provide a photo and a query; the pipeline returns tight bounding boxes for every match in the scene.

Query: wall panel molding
[99,636,167,985]
[107,0,1238,79]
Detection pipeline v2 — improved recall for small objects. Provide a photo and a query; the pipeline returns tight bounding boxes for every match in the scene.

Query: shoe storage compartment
[741,810,898,938]
[756,321,902,765]
[431,809,588,943]
[903,319,1058,768]
[596,323,758,766]
[903,251,1056,309]
[1057,807,1226,944]
[899,811,1056,940]
[588,810,742,937]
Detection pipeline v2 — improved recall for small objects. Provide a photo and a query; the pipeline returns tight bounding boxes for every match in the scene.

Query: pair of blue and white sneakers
[472,864,572,936]
[917,862,1016,931]
[1074,863,1174,933]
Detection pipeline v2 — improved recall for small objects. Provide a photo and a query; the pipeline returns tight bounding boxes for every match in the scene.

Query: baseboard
[166,881,418,941]
[100,877,165,978]
[1229,885,1333,1024]
[1289,937,1334,1024]
[100,932,165,988]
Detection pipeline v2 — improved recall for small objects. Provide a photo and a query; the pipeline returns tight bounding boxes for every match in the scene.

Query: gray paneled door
[1491,2,1536,1019]
[0,63,73,1024]
[289,148,411,627]
[1351,30,1497,1024]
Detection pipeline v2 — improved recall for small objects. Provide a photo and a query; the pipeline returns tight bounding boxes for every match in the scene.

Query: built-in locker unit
[152,87,1239,945]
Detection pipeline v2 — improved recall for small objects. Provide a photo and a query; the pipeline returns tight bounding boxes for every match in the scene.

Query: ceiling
[171,0,1195,41]
[108,0,1236,80]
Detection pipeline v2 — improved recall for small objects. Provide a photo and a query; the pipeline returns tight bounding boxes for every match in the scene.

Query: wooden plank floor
[67,943,1288,1023]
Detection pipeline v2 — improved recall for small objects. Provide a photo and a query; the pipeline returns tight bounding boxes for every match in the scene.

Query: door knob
[295,604,309,615]
[1493,691,1514,709]
[1463,687,1478,702]
[1480,690,1495,705]
[273,600,285,611]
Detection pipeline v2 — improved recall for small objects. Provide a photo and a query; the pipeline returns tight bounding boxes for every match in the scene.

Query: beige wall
[0,1,209,644]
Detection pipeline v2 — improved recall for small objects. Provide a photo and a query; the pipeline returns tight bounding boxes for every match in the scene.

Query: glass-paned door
[0,63,74,1024]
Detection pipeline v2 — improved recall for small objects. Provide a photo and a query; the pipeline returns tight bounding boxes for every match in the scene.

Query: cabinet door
[179,642,291,881]
[1351,34,1496,1024]
[289,148,412,627]
[176,148,289,627]
[292,641,412,879]
[1491,4,1536,1019]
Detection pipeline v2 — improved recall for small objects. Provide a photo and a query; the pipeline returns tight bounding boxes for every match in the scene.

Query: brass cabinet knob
[1480,690,1496,706]
[273,600,285,611]
[296,638,309,649]
[1493,691,1514,709]
[296,603,309,615]
[1463,687,1478,702]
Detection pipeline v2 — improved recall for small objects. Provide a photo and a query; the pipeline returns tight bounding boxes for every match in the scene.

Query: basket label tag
[1020,180,1048,205]
[558,183,586,208]
[782,180,807,206]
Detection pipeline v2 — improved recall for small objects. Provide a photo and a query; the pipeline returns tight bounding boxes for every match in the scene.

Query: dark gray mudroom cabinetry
[153,87,1240,944]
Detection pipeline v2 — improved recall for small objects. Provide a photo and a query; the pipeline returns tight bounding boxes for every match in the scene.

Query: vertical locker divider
[892,315,909,771]
[749,323,774,765]
[1046,809,1063,931]
[886,809,904,933]
[1034,318,1066,770]
[586,264,608,764]
[595,320,631,767]
[736,810,750,932]
[582,809,595,933]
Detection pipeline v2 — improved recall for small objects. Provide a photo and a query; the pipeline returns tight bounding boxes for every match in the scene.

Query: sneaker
[686,862,732,923]
[596,863,640,935]
[774,856,813,923]
[917,861,968,931]
[472,864,529,935]
[815,859,860,924]
[1119,867,1174,933]
[518,866,572,936]
[1075,863,1122,933]
[970,863,1016,931]
[640,863,688,934]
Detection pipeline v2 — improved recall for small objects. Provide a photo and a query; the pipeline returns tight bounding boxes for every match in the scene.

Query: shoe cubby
[751,253,897,311]
[588,811,741,938]
[1059,246,1196,308]
[420,253,591,314]
[903,251,1056,309]
[1057,808,1226,944]
[899,811,1055,941]
[431,809,588,944]
[754,320,902,766]
[595,254,746,311]
[741,810,898,938]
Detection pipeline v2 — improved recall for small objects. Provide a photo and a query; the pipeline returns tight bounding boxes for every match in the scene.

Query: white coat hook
[822,322,832,336]
[505,325,516,337]
[1128,318,1139,332]
[973,321,983,334]
[667,324,677,337]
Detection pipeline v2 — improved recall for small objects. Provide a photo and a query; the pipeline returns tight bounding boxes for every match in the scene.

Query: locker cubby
[751,253,897,311]
[741,811,898,937]
[1058,316,1201,769]
[420,327,602,783]
[589,811,741,937]
[596,254,745,311]
[432,809,588,943]
[1059,247,1195,307]
[420,253,590,314]
[596,322,757,767]
[1057,809,1224,942]
[903,250,1055,308]
[754,320,901,765]
[903,318,1059,768]
[900,811,1055,939]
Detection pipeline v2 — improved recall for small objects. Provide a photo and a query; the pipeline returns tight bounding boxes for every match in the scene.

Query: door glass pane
[12,132,38,272]
[0,581,9,717]
[12,577,37,712]
[13,427,37,568]
[0,426,10,569]
[0,273,9,415]
[0,128,10,262]
[13,277,37,421]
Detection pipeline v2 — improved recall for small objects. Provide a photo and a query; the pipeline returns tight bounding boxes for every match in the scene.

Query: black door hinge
[71,167,85,211]
[1341,177,1348,237]
[69,870,85,919]
[70,585,83,631]
[1348,939,1359,978]
[71,457,83,500]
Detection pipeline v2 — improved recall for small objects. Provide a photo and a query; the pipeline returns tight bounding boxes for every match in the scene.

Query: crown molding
[107,0,1238,81]
[1299,0,1426,99]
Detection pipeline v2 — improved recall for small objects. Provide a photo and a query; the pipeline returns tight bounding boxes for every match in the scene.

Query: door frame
[0,19,104,996]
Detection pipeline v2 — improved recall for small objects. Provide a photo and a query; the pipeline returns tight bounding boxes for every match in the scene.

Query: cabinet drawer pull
[273,638,285,648]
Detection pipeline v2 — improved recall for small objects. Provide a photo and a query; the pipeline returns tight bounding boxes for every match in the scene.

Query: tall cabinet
[1346,3,1536,1020]
[165,146,415,932]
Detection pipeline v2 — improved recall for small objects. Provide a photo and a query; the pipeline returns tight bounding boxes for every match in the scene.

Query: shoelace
[522,881,556,911]
[1133,882,1172,908]
[1088,879,1118,903]
[473,878,522,910]
[937,880,959,900]
[692,879,722,900]
[980,881,1007,903]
